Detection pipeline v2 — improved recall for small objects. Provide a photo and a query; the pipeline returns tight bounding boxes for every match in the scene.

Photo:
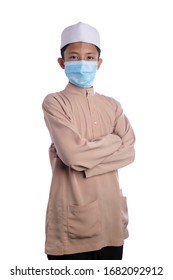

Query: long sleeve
[42,95,122,171]
[85,101,135,178]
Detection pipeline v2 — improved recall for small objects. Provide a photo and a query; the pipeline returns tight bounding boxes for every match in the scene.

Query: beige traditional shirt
[42,83,135,255]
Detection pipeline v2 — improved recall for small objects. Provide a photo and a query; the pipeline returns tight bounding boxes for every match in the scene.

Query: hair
[60,44,101,59]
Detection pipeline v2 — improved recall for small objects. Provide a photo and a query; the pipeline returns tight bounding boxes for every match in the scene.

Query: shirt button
[94,121,97,125]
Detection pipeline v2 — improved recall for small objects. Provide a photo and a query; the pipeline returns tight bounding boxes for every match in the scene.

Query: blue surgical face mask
[64,60,98,88]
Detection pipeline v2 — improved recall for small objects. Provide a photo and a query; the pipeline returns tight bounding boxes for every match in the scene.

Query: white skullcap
[60,22,100,49]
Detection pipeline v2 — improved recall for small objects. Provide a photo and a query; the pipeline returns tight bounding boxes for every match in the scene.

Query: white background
[0,0,173,278]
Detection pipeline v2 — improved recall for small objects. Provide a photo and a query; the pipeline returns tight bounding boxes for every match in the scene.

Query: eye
[87,56,95,60]
[69,55,79,60]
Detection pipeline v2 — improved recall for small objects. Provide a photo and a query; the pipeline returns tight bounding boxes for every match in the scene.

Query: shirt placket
[86,93,99,140]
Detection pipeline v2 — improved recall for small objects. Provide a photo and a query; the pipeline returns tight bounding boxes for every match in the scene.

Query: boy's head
[58,22,102,88]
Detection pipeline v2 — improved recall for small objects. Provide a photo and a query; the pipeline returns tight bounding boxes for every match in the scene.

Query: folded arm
[85,101,135,178]
[42,95,122,171]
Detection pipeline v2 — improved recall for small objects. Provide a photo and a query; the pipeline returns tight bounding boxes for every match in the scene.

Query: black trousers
[47,245,123,260]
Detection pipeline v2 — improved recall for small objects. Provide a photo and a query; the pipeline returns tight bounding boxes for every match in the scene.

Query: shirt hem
[45,239,125,256]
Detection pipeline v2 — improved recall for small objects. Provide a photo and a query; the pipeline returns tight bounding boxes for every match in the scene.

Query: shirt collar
[64,83,95,97]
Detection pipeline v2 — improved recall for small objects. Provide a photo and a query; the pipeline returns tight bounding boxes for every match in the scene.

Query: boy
[42,22,135,260]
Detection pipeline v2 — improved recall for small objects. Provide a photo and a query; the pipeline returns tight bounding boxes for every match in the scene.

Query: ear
[97,58,102,69]
[57,57,65,69]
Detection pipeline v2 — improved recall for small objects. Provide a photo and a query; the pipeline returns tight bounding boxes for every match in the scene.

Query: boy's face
[58,42,102,69]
